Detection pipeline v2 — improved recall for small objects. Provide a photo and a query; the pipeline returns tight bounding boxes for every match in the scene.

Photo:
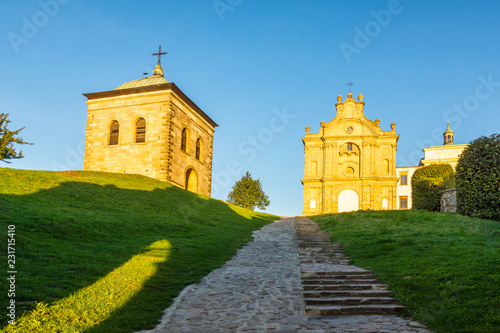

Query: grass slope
[312,210,500,333]
[0,168,277,332]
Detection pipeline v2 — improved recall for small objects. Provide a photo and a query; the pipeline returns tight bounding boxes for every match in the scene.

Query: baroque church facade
[83,48,217,196]
[302,92,399,214]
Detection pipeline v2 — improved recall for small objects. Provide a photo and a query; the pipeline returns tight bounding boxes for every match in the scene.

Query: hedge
[456,133,500,221]
[411,164,455,211]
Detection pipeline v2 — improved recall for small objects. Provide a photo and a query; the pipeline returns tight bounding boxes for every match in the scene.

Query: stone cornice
[83,82,218,129]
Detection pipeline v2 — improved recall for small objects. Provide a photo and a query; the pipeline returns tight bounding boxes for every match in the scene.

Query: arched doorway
[185,169,198,193]
[338,189,359,212]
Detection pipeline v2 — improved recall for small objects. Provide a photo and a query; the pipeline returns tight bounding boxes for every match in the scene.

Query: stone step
[302,270,374,276]
[302,278,380,285]
[296,233,331,242]
[305,304,404,316]
[303,290,392,298]
[298,242,342,248]
[299,259,351,265]
[302,273,378,280]
[299,247,345,250]
[302,284,388,291]
[299,250,346,254]
[304,297,398,306]
[299,255,349,261]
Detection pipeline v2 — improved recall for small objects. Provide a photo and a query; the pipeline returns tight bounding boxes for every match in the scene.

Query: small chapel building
[83,47,218,196]
[302,92,399,214]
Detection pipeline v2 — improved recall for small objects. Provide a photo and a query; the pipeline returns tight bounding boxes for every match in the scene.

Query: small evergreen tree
[0,113,33,163]
[227,171,270,211]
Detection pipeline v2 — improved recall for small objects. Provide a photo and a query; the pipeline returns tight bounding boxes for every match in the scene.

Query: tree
[456,134,500,221]
[227,171,270,211]
[411,164,454,211]
[0,113,33,163]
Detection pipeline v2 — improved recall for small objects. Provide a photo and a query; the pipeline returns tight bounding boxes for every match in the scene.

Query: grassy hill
[313,210,500,333]
[0,168,277,332]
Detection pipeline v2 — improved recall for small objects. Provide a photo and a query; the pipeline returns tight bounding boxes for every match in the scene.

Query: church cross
[347,80,354,93]
[152,45,167,65]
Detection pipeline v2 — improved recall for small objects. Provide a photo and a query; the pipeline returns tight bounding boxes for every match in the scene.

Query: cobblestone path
[139,218,432,333]
[140,219,303,332]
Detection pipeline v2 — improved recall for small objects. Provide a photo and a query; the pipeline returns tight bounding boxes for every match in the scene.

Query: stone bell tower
[83,46,218,196]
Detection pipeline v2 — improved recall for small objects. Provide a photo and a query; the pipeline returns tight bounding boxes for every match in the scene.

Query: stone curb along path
[138,218,432,333]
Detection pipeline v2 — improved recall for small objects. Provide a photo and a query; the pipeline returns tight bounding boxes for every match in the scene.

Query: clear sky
[2,0,499,216]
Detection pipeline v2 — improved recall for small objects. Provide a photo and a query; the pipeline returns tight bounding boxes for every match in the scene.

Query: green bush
[456,133,500,221]
[411,164,455,211]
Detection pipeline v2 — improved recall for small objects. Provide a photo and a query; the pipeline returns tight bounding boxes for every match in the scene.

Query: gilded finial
[347,92,353,99]
[337,95,342,102]
[391,122,396,130]
[305,126,310,134]
[358,94,363,102]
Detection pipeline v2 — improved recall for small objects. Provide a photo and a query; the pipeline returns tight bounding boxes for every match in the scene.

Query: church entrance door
[338,189,359,212]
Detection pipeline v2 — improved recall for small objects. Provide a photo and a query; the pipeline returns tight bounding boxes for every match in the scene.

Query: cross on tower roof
[347,80,354,93]
[152,45,167,65]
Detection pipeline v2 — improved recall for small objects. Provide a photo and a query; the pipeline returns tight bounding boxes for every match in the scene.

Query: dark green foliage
[227,171,270,211]
[313,210,500,333]
[411,164,455,211]
[456,133,500,221]
[0,113,33,163]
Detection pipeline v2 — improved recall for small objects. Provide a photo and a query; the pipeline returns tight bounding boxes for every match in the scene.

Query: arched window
[135,118,146,143]
[109,120,119,145]
[195,138,202,161]
[181,128,188,152]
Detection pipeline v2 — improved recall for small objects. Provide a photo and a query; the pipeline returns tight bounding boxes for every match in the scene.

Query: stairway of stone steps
[295,217,404,317]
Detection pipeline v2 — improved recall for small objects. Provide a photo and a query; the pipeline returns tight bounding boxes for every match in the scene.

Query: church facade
[302,92,399,215]
[83,52,217,196]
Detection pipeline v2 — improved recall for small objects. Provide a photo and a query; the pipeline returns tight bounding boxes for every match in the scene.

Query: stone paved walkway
[139,218,432,333]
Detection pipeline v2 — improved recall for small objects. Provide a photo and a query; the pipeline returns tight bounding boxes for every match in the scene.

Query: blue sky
[1,0,499,216]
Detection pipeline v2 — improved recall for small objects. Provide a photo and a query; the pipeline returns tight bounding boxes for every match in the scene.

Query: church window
[196,138,202,160]
[135,118,146,143]
[399,196,408,209]
[347,143,353,151]
[181,128,188,152]
[400,173,408,185]
[109,120,119,145]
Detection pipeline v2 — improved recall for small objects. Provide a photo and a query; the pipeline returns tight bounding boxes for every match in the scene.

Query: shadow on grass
[0,175,274,332]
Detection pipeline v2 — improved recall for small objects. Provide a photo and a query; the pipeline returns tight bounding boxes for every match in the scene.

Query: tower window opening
[135,118,146,143]
[109,120,119,145]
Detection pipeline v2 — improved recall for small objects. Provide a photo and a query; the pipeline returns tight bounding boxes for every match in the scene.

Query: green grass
[0,168,277,332]
[312,210,500,333]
